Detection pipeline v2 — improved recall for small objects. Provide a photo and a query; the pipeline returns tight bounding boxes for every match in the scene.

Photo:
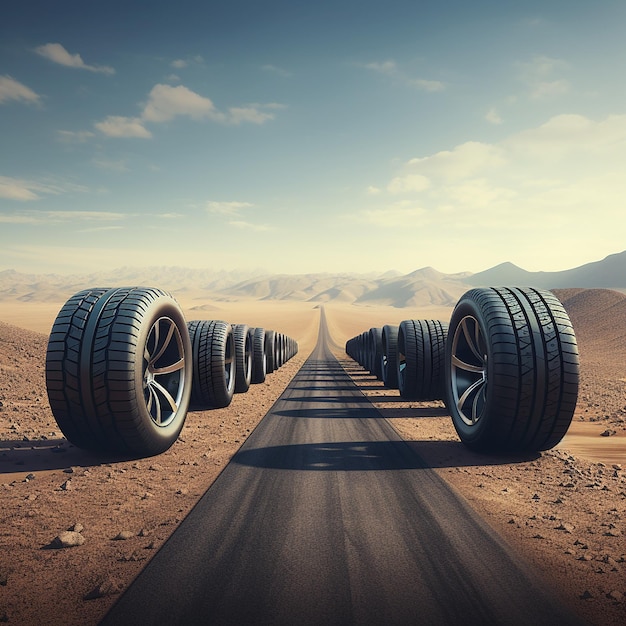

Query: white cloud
[229,220,272,231]
[407,141,507,180]
[360,202,426,227]
[366,186,381,195]
[529,79,570,100]
[517,54,569,100]
[228,106,275,125]
[92,158,129,172]
[0,75,41,105]
[171,59,188,69]
[94,84,280,138]
[0,213,39,223]
[57,129,95,143]
[34,43,115,75]
[95,115,152,138]
[0,210,126,224]
[206,201,254,216]
[0,176,41,201]
[363,60,397,76]
[485,108,503,125]
[141,84,221,123]
[361,60,445,92]
[408,78,445,92]
[387,174,431,194]
[359,112,626,269]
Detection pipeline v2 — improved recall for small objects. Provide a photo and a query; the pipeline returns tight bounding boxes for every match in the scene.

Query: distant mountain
[1,250,625,308]
[0,266,267,303]
[465,250,626,289]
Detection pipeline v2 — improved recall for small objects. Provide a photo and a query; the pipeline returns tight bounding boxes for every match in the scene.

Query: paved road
[101,309,583,626]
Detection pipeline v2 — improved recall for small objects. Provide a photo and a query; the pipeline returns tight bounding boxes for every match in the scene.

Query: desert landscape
[0,262,625,625]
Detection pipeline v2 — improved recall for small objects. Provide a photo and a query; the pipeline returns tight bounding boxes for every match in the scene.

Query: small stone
[113,530,134,540]
[556,522,575,533]
[605,528,622,537]
[84,578,122,600]
[25,473,35,481]
[70,523,84,533]
[60,480,72,491]
[600,429,616,437]
[580,590,594,600]
[607,590,624,602]
[52,531,85,548]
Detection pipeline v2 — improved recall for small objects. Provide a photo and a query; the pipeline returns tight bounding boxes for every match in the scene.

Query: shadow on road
[233,439,538,471]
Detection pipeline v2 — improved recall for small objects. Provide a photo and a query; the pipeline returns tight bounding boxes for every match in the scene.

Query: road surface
[101,308,583,625]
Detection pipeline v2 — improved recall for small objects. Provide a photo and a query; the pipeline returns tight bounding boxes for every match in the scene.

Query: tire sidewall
[445,294,494,449]
[132,295,192,451]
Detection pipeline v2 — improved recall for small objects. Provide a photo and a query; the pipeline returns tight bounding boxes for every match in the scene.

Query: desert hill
[553,288,626,360]
[466,250,626,290]
[0,250,624,308]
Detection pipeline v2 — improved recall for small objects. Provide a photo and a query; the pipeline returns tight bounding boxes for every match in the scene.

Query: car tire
[397,320,448,400]
[188,320,235,409]
[445,287,580,453]
[45,287,192,456]
[233,324,252,393]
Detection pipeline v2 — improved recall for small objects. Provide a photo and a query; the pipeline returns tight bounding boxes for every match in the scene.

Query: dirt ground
[0,294,625,625]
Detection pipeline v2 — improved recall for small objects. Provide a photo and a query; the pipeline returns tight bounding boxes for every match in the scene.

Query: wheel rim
[450,315,488,427]
[398,349,406,390]
[143,316,186,427]
[225,335,235,389]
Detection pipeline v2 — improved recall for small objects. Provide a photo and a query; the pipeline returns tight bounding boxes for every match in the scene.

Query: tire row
[345,287,580,454]
[45,287,298,457]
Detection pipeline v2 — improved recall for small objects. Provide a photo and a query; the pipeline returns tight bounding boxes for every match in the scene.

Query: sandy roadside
[0,296,624,625]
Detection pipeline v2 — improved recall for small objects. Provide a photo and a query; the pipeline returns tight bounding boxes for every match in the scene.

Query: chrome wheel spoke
[457,377,485,417]
[451,354,484,374]
[152,357,185,375]
[142,316,186,428]
[149,380,178,414]
[451,315,488,427]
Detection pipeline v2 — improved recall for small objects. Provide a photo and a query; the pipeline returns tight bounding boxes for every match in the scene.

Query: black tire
[368,327,383,379]
[445,287,580,454]
[233,324,252,393]
[397,320,448,400]
[45,287,192,456]
[251,327,267,384]
[265,330,276,374]
[381,325,399,389]
[188,320,235,409]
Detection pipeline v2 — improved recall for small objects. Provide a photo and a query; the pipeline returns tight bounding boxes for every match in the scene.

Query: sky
[1,0,626,277]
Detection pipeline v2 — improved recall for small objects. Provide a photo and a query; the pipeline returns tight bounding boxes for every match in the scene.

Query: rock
[60,480,72,491]
[607,590,624,602]
[52,531,85,548]
[580,590,594,600]
[556,522,575,533]
[69,523,84,533]
[113,530,134,540]
[83,578,122,600]
[600,429,616,437]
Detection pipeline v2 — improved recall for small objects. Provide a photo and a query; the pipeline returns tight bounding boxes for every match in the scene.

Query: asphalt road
[101,309,583,626]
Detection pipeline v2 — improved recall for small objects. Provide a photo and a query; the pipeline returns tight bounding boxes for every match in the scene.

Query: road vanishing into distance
[101,309,583,626]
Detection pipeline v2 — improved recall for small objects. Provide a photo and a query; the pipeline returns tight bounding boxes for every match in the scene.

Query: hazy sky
[1,0,625,276]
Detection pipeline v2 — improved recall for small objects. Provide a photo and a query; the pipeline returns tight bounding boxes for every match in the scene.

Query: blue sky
[1,0,625,276]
